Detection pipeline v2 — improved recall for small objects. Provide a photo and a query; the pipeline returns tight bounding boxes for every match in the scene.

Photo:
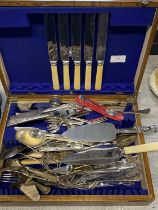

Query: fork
[0,172,18,183]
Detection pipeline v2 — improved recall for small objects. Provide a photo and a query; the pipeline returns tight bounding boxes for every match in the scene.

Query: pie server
[62,123,157,142]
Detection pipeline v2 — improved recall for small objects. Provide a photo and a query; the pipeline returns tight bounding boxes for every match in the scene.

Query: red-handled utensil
[76,95,124,121]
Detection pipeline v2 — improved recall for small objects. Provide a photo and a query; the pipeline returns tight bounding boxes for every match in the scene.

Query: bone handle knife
[84,14,95,90]
[71,14,82,90]
[58,14,70,90]
[95,13,109,90]
[45,15,60,90]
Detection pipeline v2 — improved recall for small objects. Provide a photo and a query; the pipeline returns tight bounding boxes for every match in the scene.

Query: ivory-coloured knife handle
[74,62,80,90]
[51,63,60,90]
[20,159,57,165]
[124,142,158,155]
[26,151,44,159]
[85,62,92,90]
[20,159,43,165]
[95,62,103,90]
[63,62,70,90]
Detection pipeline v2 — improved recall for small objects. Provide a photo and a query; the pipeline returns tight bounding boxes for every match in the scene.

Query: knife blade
[45,14,59,90]
[71,14,82,90]
[84,14,95,90]
[62,147,120,165]
[58,14,70,90]
[95,13,109,90]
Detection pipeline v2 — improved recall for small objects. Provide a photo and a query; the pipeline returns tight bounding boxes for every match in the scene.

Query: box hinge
[139,0,150,5]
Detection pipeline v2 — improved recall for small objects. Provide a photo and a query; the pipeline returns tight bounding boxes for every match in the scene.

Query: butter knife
[84,14,95,90]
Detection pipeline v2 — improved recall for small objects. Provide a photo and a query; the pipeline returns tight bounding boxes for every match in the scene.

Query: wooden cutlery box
[0,0,158,203]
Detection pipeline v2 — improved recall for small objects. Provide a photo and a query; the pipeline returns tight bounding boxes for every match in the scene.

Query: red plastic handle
[76,95,124,121]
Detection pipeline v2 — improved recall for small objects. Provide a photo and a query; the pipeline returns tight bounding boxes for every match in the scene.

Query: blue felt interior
[0,7,156,94]
[0,102,148,196]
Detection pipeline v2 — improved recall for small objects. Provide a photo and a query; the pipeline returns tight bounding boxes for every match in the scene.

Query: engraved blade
[96,13,109,61]
[84,14,95,61]
[58,14,69,61]
[71,14,82,61]
[45,14,58,61]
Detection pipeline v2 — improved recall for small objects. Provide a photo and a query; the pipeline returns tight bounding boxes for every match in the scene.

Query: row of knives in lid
[45,13,108,91]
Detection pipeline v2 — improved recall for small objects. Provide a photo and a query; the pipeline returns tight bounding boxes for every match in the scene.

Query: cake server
[62,123,157,142]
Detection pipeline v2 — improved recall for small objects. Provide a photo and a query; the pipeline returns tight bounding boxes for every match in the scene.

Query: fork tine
[0,173,19,183]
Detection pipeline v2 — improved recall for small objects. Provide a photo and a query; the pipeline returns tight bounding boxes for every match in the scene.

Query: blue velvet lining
[0,102,148,196]
[0,7,155,94]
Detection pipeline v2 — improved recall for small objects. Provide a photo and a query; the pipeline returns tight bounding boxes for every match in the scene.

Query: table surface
[0,55,158,209]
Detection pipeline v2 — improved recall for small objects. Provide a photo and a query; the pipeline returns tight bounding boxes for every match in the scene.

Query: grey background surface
[0,55,158,209]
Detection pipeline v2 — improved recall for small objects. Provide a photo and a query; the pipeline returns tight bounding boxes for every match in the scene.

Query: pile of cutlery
[1,95,156,200]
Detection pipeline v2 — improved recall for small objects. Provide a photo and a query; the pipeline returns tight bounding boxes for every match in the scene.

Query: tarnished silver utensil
[63,123,157,142]
[95,13,109,90]
[62,147,120,165]
[3,146,26,160]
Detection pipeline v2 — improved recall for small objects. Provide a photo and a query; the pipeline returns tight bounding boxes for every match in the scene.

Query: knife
[95,13,109,90]
[58,14,70,90]
[71,14,82,90]
[45,14,59,90]
[84,14,95,90]
[62,147,120,165]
